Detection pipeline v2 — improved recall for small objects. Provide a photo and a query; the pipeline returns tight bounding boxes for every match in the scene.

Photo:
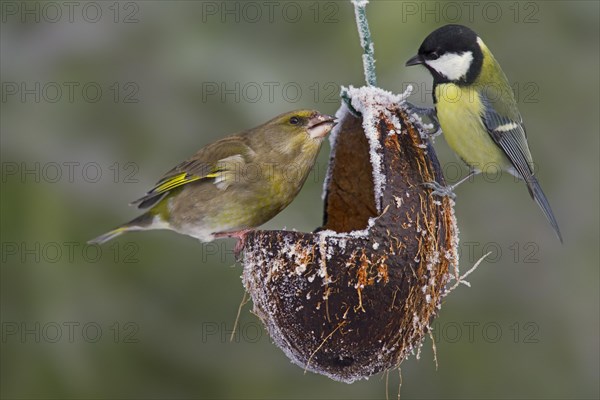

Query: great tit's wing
[131,135,254,209]
[480,93,534,177]
[480,93,562,242]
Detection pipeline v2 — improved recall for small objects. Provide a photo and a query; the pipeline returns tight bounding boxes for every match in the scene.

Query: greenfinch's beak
[308,113,336,139]
[405,54,423,66]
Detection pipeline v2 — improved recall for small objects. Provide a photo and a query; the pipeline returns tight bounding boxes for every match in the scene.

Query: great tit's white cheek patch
[426,51,473,81]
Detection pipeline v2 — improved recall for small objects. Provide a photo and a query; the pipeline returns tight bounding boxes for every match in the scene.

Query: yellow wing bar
[153,172,206,194]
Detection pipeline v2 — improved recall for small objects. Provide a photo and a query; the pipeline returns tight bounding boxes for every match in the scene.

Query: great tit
[406,24,562,242]
[89,110,336,253]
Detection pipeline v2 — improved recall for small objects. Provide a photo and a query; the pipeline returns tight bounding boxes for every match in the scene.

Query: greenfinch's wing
[131,135,253,209]
[480,93,534,179]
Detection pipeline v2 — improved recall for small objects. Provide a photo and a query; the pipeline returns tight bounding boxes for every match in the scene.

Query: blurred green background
[1,1,598,398]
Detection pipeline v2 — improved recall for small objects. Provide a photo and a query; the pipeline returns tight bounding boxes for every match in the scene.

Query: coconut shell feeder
[240,2,460,384]
[242,85,459,383]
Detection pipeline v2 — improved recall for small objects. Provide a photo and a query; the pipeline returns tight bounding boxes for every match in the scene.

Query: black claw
[341,92,362,118]
[404,102,441,137]
[421,181,456,199]
[405,102,436,118]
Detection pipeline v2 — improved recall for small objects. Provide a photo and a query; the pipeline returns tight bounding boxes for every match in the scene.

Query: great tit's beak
[308,113,336,139]
[405,54,423,66]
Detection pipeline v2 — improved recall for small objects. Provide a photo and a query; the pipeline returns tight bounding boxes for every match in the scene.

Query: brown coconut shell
[242,88,458,383]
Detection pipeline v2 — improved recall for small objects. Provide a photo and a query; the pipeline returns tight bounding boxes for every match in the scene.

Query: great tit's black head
[406,24,484,85]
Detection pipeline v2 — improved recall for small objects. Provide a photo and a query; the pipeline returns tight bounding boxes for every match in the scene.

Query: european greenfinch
[89,110,336,252]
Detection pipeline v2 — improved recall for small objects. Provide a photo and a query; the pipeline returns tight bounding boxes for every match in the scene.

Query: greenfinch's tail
[88,213,154,245]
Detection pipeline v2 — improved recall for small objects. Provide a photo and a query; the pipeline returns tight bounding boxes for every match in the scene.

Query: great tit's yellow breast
[435,83,509,172]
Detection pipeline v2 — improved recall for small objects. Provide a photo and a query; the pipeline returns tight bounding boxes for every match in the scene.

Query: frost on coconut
[344,85,412,211]
[241,85,458,383]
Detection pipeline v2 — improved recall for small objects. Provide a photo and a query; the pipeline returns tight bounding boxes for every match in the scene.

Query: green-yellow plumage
[434,39,532,174]
[89,110,336,245]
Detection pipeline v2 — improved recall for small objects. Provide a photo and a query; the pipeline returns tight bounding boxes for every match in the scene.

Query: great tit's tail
[88,213,154,245]
[525,175,563,243]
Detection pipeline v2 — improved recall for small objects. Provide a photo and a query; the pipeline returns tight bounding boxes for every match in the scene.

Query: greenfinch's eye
[289,116,300,125]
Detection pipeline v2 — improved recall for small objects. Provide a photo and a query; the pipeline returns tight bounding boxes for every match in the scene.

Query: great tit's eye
[429,51,440,60]
[289,116,300,125]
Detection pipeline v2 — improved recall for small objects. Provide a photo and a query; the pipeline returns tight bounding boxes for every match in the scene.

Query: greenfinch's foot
[214,229,253,260]
[421,181,456,198]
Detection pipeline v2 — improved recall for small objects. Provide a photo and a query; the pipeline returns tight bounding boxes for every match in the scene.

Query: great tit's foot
[214,229,252,260]
[422,181,456,199]
[404,102,435,117]
[422,170,478,198]
[341,92,361,118]
[404,102,441,138]
[428,123,443,138]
